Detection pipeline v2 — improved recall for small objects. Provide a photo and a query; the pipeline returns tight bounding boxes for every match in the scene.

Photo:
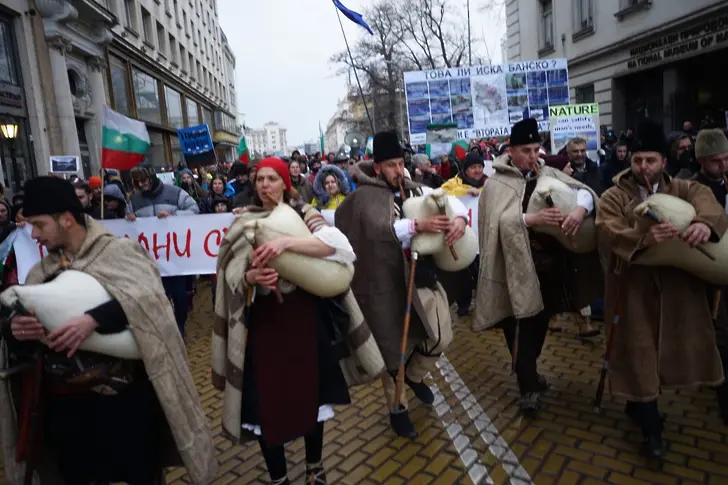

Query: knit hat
[23,176,83,217]
[256,157,292,192]
[88,176,103,189]
[695,128,728,160]
[631,120,666,156]
[463,152,485,171]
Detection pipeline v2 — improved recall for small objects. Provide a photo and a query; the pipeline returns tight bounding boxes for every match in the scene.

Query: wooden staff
[642,175,715,262]
[594,263,625,412]
[394,251,418,411]
[99,168,104,220]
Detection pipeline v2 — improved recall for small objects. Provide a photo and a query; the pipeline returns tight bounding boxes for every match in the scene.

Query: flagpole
[334,5,375,135]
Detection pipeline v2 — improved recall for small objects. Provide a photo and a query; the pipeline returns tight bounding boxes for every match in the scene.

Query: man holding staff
[335,131,467,438]
[596,120,728,457]
[682,127,728,424]
[473,119,600,416]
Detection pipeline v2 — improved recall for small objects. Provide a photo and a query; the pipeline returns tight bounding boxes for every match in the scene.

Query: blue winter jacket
[129,180,199,217]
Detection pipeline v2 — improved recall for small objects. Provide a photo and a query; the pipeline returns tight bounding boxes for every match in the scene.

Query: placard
[49,155,80,174]
[549,103,601,161]
[177,124,216,166]
[404,59,570,144]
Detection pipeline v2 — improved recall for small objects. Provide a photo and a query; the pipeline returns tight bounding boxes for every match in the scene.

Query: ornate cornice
[36,0,78,23]
[88,56,108,72]
[47,36,73,55]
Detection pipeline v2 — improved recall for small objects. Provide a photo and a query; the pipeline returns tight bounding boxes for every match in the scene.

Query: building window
[169,35,177,65]
[165,86,184,128]
[179,45,186,71]
[186,98,199,126]
[123,0,138,31]
[109,56,130,116]
[183,11,188,36]
[146,131,165,166]
[156,22,166,56]
[173,0,179,22]
[538,0,554,52]
[575,84,595,104]
[188,53,194,78]
[0,21,18,85]
[170,134,183,166]
[141,8,153,46]
[573,0,594,33]
[132,69,161,124]
[202,107,213,128]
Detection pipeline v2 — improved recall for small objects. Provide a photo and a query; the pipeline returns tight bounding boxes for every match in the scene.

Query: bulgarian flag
[238,136,250,165]
[452,139,469,161]
[365,137,373,159]
[319,122,325,154]
[101,106,150,170]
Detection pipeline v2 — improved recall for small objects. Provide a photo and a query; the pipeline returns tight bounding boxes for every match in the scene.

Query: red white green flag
[238,135,250,165]
[452,139,469,161]
[101,106,150,170]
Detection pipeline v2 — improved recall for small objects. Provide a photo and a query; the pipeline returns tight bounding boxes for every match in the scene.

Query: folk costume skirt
[241,288,351,446]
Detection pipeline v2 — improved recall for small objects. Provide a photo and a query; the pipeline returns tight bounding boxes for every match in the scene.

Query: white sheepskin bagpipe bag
[402,188,478,272]
[526,175,598,253]
[242,202,354,298]
[0,270,141,359]
[632,193,728,285]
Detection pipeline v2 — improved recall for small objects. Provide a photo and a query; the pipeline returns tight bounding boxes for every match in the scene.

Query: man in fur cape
[473,118,601,416]
[0,177,217,485]
[335,131,468,438]
[596,121,728,458]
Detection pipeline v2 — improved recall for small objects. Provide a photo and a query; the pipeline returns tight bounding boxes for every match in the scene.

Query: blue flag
[333,0,374,35]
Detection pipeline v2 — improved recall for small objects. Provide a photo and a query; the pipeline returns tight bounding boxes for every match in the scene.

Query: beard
[378,172,403,191]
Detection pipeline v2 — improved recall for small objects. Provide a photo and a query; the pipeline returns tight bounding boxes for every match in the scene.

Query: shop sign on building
[626,15,728,70]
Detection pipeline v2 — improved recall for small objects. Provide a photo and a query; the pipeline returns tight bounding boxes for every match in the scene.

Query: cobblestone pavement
[168,285,728,485]
[2,283,728,485]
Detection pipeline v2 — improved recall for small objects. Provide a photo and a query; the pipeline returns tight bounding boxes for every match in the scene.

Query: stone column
[88,56,108,175]
[47,36,81,159]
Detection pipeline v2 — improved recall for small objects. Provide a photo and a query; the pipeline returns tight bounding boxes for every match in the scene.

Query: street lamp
[0,116,21,193]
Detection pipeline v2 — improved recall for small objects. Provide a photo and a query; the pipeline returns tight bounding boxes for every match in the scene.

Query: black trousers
[501,310,552,395]
[625,400,663,436]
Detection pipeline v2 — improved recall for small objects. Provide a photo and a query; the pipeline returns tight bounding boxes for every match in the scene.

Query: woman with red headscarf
[212,158,382,485]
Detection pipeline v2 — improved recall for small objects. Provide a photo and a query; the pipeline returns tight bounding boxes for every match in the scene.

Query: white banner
[457,195,480,245]
[549,103,601,162]
[14,214,234,284]
[404,59,569,144]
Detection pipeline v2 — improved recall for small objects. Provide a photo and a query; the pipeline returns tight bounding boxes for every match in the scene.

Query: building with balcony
[0,0,238,194]
[506,0,728,133]
[247,121,288,157]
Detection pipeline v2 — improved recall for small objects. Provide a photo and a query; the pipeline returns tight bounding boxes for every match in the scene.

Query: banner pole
[334,5,375,135]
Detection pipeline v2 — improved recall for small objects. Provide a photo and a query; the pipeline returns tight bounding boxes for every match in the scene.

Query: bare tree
[397,0,468,69]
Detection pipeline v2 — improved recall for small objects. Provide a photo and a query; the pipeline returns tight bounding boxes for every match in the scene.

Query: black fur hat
[373,131,404,163]
[631,120,666,156]
[510,118,541,146]
[23,176,83,217]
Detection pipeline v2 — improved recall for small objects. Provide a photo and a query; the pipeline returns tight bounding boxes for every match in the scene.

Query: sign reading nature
[403,59,570,144]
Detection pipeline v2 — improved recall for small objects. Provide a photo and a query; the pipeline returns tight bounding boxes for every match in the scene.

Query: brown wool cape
[596,169,728,401]
[211,202,384,443]
[0,217,218,485]
[334,161,453,371]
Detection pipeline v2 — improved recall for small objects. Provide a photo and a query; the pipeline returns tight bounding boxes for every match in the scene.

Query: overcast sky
[218,0,506,148]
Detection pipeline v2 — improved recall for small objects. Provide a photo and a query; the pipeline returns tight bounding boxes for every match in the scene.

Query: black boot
[643,434,667,459]
[405,377,435,405]
[390,406,418,439]
[305,466,327,485]
[518,392,540,417]
[717,384,728,425]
